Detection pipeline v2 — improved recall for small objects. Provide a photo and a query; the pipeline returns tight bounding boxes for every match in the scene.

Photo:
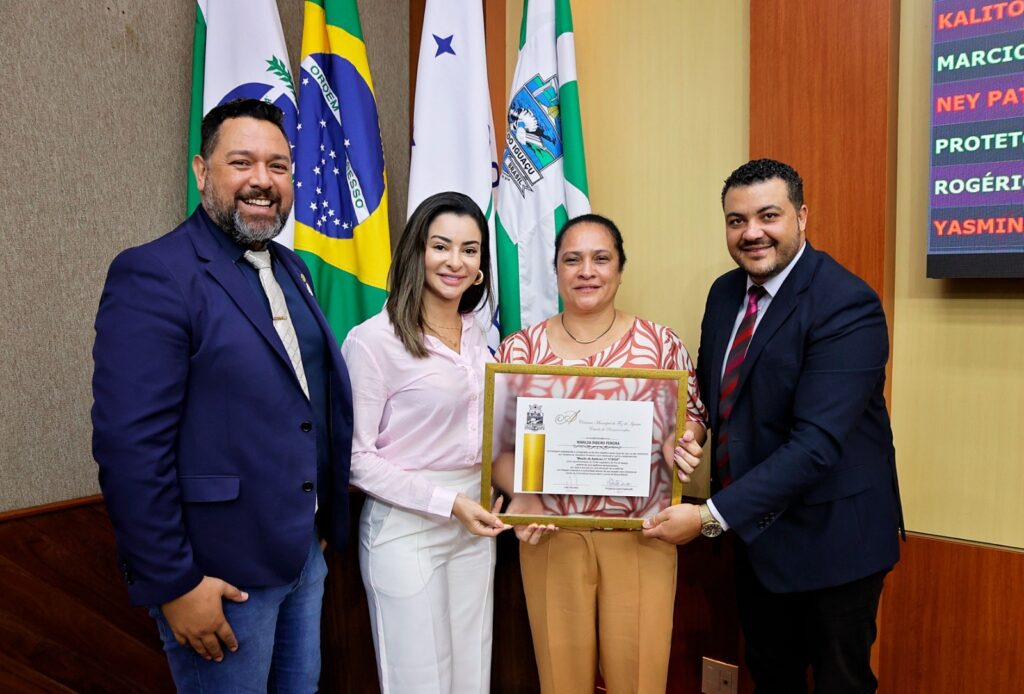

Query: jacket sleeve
[91,247,203,606]
[710,285,889,543]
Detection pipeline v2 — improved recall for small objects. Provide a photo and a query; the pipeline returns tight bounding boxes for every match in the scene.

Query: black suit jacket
[697,243,902,593]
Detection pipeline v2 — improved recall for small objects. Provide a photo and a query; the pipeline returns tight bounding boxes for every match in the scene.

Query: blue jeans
[150,537,327,693]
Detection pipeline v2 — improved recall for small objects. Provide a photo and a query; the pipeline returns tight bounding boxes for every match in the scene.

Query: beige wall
[505,0,749,354]
[0,1,408,513]
[893,1,1024,548]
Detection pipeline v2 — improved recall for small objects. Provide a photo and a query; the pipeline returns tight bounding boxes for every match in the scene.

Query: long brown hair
[386,192,493,358]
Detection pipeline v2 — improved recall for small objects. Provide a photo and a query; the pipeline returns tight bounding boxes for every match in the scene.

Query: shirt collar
[197,204,253,262]
[746,241,807,299]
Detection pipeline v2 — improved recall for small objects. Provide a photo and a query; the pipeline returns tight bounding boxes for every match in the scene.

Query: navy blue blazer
[697,243,901,593]
[92,208,353,606]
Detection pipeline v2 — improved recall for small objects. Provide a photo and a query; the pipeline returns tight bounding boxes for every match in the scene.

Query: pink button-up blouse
[341,310,492,518]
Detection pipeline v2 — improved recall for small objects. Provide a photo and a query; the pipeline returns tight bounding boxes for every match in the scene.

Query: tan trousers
[519,529,677,694]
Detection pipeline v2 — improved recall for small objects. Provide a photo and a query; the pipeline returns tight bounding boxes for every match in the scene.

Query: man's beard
[204,183,288,248]
[735,235,801,281]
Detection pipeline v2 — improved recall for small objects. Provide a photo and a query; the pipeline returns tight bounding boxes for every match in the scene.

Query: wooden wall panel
[749,1,899,689]
[0,503,173,693]
[2,497,757,693]
[320,494,383,693]
[750,0,900,303]
[671,537,753,694]
[878,534,1024,693]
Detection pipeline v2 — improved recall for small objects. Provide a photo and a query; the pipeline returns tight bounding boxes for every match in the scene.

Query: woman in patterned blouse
[493,214,707,694]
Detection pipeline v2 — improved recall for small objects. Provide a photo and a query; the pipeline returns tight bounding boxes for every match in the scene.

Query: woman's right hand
[505,493,558,545]
[451,494,508,537]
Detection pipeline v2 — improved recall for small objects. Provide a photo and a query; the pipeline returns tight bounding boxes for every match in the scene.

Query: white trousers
[359,467,496,694]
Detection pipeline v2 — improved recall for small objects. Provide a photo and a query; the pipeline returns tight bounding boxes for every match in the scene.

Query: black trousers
[736,551,887,694]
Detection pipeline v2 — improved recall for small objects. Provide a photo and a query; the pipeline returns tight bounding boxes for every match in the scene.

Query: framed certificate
[481,363,709,529]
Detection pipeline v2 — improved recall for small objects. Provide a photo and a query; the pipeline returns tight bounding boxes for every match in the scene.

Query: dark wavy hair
[721,158,804,208]
[386,192,493,358]
[553,213,627,271]
[200,98,288,159]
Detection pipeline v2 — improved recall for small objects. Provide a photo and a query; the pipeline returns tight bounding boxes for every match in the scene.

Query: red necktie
[716,285,767,486]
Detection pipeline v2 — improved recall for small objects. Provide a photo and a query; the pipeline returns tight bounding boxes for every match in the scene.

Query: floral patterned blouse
[496,317,707,518]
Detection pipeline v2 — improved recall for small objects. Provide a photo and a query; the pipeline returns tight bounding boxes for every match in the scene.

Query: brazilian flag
[294,0,390,342]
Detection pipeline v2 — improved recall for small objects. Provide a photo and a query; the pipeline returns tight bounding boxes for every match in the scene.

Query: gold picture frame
[480,362,709,529]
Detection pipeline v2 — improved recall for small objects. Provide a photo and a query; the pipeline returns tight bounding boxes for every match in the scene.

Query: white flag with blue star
[408,0,499,344]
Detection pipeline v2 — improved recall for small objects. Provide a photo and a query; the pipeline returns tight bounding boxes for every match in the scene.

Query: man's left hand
[642,503,702,544]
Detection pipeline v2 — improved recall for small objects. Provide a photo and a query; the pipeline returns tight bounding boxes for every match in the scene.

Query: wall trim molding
[905,530,1024,554]
[0,494,103,524]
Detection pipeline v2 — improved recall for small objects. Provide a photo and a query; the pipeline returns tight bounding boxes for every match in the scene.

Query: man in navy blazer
[93,99,352,691]
[645,159,902,692]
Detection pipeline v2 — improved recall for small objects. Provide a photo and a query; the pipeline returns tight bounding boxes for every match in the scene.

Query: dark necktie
[716,285,767,486]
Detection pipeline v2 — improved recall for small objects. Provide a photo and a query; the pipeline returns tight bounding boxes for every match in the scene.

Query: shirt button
[302,481,314,492]
[300,421,313,432]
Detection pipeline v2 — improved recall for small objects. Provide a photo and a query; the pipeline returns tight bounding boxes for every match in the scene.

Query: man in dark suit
[644,159,902,693]
[92,99,352,691]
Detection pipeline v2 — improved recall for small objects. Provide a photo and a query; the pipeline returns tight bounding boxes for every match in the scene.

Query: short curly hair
[721,159,804,209]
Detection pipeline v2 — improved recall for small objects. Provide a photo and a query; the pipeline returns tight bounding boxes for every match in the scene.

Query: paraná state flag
[495,0,590,336]
[188,0,298,247]
[294,0,391,342]
[408,0,499,344]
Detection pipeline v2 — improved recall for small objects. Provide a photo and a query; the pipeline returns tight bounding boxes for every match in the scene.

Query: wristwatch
[698,504,723,538]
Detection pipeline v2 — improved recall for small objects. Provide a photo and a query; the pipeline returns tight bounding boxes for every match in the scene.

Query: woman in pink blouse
[341,192,506,694]
[494,214,708,694]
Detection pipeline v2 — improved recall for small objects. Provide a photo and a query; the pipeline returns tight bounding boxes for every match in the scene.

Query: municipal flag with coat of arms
[495,0,590,337]
[408,0,500,346]
[293,0,392,343]
[187,0,299,246]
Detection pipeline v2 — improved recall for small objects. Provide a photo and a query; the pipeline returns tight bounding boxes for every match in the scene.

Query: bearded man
[92,99,353,691]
